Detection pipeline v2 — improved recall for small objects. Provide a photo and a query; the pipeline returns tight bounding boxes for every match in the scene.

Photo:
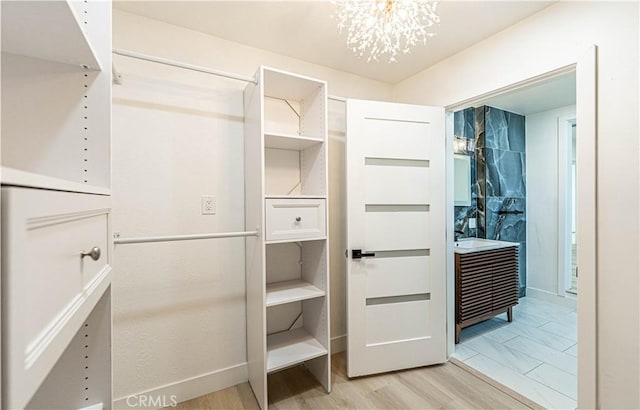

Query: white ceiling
[113,1,553,84]
[474,71,576,115]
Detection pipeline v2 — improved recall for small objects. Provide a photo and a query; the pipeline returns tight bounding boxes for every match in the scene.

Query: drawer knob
[295,216,302,222]
[81,246,101,261]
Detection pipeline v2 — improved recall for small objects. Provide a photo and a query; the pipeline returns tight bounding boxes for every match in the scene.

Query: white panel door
[346,99,446,377]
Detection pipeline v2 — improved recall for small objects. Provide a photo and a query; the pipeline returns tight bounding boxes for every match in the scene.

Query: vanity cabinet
[455,246,519,343]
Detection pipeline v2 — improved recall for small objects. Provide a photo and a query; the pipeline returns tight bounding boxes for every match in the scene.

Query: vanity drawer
[265,198,326,241]
[2,187,112,408]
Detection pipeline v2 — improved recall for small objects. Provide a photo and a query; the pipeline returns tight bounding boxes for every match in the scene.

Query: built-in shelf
[265,195,327,199]
[266,280,325,307]
[266,328,328,373]
[266,237,327,245]
[1,0,101,70]
[246,66,330,408]
[264,68,324,101]
[1,167,111,196]
[264,132,324,150]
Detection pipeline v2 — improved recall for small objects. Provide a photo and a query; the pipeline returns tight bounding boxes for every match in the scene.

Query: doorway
[448,56,595,407]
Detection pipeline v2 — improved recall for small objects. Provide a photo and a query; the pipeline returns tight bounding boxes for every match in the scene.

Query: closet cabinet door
[1,187,112,410]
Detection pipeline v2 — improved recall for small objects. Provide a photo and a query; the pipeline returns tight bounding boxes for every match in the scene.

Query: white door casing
[346,99,447,377]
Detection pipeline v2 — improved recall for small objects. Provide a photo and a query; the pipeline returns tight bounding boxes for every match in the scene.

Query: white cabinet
[1,1,112,408]
[1,188,111,410]
[265,198,326,241]
[244,67,331,408]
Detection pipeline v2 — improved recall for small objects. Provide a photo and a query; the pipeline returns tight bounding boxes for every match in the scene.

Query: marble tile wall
[454,107,477,237]
[476,106,527,296]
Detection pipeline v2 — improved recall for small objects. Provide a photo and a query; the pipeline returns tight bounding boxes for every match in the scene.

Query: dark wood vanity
[455,245,519,343]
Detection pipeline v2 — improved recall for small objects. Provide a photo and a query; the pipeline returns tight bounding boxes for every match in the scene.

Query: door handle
[352,249,375,259]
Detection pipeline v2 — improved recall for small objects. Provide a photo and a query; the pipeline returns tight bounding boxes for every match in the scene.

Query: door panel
[365,165,429,204]
[366,300,430,345]
[365,255,430,298]
[364,211,429,250]
[361,120,431,160]
[346,99,446,377]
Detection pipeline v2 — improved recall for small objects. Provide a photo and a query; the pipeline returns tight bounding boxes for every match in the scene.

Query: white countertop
[454,238,519,254]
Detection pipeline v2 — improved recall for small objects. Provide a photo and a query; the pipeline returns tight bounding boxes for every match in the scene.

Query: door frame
[444,46,597,409]
[558,115,577,296]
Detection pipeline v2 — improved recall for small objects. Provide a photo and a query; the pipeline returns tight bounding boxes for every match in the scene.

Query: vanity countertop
[454,238,519,254]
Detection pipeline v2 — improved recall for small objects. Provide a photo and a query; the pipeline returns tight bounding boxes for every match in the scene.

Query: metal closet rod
[112,48,347,102]
[114,229,260,245]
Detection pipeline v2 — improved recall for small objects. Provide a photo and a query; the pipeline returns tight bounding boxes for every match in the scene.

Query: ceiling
[113,1,553,84]
[473,71,576,115]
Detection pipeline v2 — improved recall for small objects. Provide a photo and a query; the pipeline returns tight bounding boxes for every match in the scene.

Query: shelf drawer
[1,187,112,409]
[265,198,326,241]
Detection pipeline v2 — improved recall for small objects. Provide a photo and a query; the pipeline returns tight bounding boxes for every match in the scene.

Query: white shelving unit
[266,328,328,373]
[266,280,325,307]
[244,66,331,409]
[1,1,112,408]
[1,0,111,195]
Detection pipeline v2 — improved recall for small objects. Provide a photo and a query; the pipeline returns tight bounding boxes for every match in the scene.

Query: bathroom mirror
[454,154,472,206]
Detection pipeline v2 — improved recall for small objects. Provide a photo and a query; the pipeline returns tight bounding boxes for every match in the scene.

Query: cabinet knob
[81,246,101,261]
[295,216,302,222]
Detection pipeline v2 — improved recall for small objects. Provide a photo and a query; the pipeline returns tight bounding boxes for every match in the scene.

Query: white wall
[112,10,392,406]
[393,2,639,408]
[526,105,575,297]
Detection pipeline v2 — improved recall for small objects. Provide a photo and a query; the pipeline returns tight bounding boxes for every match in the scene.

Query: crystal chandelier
[335,0,440,63]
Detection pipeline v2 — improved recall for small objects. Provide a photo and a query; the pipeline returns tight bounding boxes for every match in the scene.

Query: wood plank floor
[173,353,532,409]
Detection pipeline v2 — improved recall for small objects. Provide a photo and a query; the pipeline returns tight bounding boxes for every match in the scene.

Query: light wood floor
[173,353,533,409]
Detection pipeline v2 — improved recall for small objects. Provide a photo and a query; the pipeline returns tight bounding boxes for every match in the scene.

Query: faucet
[454,230,465,242]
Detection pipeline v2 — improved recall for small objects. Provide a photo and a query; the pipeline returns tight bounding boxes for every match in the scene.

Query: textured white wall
[526,105,576,296]
[112,9,392,404]
[394,2,639,408]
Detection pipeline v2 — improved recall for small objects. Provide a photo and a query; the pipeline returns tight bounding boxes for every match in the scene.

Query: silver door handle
[81,246,101,261]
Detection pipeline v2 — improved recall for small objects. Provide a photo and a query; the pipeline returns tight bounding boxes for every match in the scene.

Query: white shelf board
[266,328,328,373]
[266,280,325,307]
[1,0,101,70]
[265,236,327,245]
[265,195,327,199]
[264,132,324,150]
[1,167,110,196]
[263,67,325,101]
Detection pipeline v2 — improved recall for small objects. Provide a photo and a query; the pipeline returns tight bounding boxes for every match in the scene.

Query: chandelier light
[335,0,440,63]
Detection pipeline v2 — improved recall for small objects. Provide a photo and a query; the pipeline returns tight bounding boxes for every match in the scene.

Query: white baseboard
[526,287,577,309]
[331,334,346,353]
[113,362,248,409]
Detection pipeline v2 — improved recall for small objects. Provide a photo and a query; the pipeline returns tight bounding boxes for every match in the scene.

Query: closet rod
[111,48,347,102]
[114,230,259,245]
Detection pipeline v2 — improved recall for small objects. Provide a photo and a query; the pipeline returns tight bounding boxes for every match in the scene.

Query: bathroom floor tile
[464,354,577,410]
[455,296,577,407]
[539,320,578,342]
[451,344,479,361]
[564,344,578,357]
[516,297,575,318]
[505,336,577,376]
[527,363,578,400]
[465,336,542,374]
[482,326,519,343]
[511,309,551,328]
[503,321,575,351]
